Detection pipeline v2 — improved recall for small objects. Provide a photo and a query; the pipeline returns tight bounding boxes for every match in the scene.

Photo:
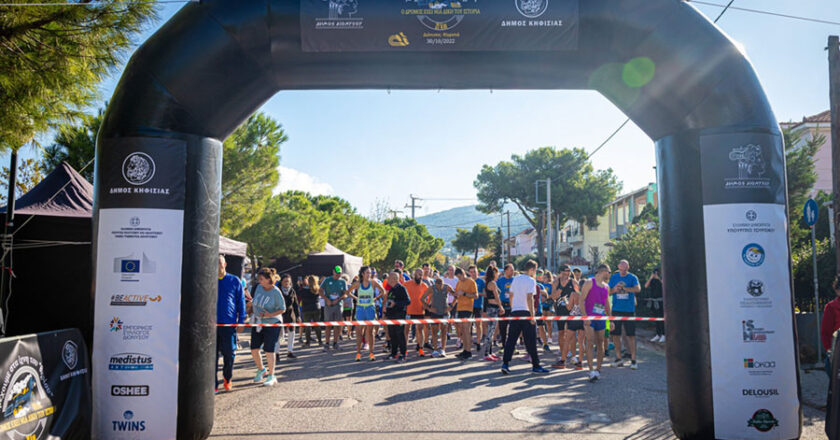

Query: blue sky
[10,0,840,217]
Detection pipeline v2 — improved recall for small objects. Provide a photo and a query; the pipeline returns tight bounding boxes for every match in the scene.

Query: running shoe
[396,355,406,364]
[490,354,501,361]
[263,375,277,386]
[551,360,565,369]
[439,350,447,357]
[214,388,218,394]
[574,362,583,370]
[287,352,296,359]
[483,355,496,361]
[456,340,463,350]
[362,343,369,351]
[649,335,659,343]
[571,355,579,364]
[630,360,638,370]
[253,368,267,383]
[659,335,666,343]
[588,370,598,382]
[424,342,434,350]
[333,342,339,350]
[543,344,550,352]
[431,350,440,358]
[613,358,624,368]
[500,363,511,375]
[223,379,231,392]
[418,348,425,357]
[355,353,362,362]
[532,366,550,374]
[369,353,376,361]
[456,351,468,360]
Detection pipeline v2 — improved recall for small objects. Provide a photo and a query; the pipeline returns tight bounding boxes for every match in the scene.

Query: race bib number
[593,303,605,315]
[616,293,629,300]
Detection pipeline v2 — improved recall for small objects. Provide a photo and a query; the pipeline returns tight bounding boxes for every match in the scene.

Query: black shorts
[408,314,425,320]
[429,312,449,320]
[342,309,353,320]
[250,327,281,353]
[566,319,584,331]
[612,311,636,336]
[456,311,473,319]
[535,312,545,327]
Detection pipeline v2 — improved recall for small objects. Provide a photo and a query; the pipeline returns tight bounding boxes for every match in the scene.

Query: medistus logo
[121,152,155,185]
[108,353,153,371]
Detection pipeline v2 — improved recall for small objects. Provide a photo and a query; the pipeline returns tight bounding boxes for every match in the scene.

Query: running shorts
[429,312,449,319]
[611,311,636,336]
[589,319,606,332]
[342,309,353,320]
[473,308,482,317]
[456,311,473,319]
[408,314,425,320]
[356,306,376,321]
[324,305,343,322]
[566,320,584,331]
[250,327,280,353]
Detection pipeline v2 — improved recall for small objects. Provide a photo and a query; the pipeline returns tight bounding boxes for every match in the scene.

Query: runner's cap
[559,264,571,271]
[334,266,342,274]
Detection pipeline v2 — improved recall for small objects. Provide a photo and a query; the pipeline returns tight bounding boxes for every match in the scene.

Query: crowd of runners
[215,255,665,392]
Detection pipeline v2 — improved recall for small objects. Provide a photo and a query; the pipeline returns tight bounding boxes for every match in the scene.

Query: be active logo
[107,317,153,341]
[110,294,162,307]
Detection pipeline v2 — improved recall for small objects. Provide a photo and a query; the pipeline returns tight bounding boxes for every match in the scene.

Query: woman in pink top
[580,264,612,382]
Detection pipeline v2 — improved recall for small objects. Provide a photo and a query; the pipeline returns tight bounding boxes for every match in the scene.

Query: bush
[791,237,837,312]
[513,253,538,270]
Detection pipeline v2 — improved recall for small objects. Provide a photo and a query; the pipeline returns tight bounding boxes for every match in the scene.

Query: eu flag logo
[121,260,140,273]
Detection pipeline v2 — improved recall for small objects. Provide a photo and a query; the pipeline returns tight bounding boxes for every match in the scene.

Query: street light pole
[828,35,840,274]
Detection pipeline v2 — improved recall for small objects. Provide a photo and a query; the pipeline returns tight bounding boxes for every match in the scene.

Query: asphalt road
[209,329,827,439]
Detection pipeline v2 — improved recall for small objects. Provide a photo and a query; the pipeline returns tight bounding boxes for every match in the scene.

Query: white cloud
[274,166,334,196]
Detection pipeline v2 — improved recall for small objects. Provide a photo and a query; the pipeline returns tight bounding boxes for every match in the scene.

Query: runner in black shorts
[551,265,582,369]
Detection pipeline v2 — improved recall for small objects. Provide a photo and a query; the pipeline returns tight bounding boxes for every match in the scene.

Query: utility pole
[535,179,552,269]
[829,35,840,274]
[404,194,423,219]
[387,209,403,220]
[546,177,552,271]
[500,212,506,267]
[506,211,511,265]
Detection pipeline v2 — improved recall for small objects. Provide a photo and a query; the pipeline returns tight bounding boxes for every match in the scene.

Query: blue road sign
[803,198,819,227]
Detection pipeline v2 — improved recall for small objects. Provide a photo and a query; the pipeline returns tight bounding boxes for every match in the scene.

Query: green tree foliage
[237,192,329,263]
[308,194,392,265]
[475,147,621,266]
[783,126,824,246]
[0,3,157,150]
[40,108,103,182]
[452,223,494,263]
[605,222,661,280]
[221,113,286,237]
[791,238,836,312]
[379,217,444,270]
[0,158,43,204]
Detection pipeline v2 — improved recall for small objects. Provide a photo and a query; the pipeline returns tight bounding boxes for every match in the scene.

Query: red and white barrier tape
[217,315,664,327]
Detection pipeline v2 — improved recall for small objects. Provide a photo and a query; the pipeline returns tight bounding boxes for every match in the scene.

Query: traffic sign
[804,199,819,227]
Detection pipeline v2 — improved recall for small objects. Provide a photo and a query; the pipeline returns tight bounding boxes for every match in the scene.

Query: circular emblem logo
[742,243,765,267]
[746,210,757,221]
[129,217,141,227]
[1,362,54,440]
[746,279,764,297]
[124,410,134,420]
[62,340,78,370]
[121,152,156,186]
[515,0,548,18]
[747,409,779,432]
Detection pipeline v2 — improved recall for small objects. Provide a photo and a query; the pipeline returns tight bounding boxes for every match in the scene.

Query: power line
[688,0,840,26]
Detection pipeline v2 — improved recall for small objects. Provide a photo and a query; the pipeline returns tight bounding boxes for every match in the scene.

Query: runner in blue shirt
[538,271,554,352]
[608,259,640,370]
[495,264,515,347]
[216,255,245,393]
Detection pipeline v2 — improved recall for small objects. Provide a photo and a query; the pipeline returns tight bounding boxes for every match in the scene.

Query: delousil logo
[108,353,153,371]
[111,385,149,397]
[742,388,779,397]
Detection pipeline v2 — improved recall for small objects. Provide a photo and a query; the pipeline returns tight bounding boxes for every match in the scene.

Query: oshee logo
[108,353,153,371]
[111,385,149,397]
[113,410,146,432]
[110,294,162,306]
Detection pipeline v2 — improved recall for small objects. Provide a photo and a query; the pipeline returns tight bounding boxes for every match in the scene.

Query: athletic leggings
[482,307,500,356]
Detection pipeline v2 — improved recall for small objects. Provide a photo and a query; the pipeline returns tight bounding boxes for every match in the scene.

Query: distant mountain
[416,204,531,246]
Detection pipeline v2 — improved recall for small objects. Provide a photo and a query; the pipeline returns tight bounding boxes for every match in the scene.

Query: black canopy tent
[0,162,248,345]
[271,242,362,282]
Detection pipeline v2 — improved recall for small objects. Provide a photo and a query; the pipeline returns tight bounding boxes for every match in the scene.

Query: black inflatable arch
[93,1,801,439]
